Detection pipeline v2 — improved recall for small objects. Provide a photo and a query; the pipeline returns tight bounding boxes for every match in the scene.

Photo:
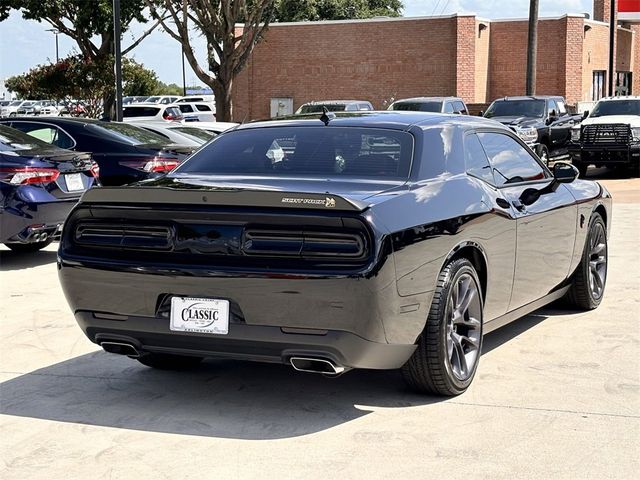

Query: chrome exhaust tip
[100,341,140,358]
[290,356,345,376]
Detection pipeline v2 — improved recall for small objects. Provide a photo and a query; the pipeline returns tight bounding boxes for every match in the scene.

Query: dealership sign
[619,0,640,22]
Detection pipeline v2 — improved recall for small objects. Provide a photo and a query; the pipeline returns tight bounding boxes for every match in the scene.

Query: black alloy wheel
[402,258,483,396]
[566,213,607,310]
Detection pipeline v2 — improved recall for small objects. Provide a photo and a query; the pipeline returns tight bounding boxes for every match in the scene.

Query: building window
[592,71,606,101]
[616,72,632,96]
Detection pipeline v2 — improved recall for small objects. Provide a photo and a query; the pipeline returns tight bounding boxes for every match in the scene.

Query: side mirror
[553,162,579,183]
[478,110,484,117]
[582,110,589,119]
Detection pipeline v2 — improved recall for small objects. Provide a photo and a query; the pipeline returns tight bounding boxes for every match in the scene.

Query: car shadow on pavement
[0,308,570,440]
[0,249,57,271]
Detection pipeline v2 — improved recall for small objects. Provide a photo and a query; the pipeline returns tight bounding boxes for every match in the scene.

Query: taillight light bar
[119,157,180,173]
[0,167,60,185]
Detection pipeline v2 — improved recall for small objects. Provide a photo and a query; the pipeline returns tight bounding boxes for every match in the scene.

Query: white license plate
[170,297,229,335]
[65,173,85,191]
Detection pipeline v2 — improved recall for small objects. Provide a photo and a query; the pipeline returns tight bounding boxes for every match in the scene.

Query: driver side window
[477,132,548,186]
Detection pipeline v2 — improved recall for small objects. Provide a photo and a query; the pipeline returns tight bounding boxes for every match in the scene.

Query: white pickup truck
[569,96,640,176]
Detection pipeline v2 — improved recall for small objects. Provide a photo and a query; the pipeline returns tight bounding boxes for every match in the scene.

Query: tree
[156,82,184,95]
[147,0,277,122]
[0,0,164,116]
[275,0,403,22]
[6,56,160,117]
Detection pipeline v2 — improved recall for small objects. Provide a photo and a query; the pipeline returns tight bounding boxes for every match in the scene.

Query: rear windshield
[174,126,414,179]
[298,104,348,114]
[390,101,442,112]
[484,100,545,118]
[0,124,54,151]
[123,106,161,117]
[590,100,640,117]
[89,122,168,145]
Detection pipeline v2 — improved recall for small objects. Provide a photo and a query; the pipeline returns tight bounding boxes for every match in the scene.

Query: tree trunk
[214,79,233,122]
[102,90,116,120]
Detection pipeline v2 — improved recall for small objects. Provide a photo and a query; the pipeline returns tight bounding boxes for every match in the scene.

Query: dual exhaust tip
[100,342,345,376]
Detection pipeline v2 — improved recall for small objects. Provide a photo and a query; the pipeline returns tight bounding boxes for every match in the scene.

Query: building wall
[232,17,461,121]
[488,18,578,103]
[582,21,611,102]
[474,20,490,103]
[634,25,640,95]
[617,28,634,72]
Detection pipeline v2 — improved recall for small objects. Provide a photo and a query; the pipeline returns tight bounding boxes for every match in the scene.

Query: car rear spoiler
[80,186,369,212]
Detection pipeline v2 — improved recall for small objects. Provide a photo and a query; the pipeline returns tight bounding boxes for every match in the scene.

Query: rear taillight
[119,157,180,173]
[0,167,60,185]
[90,162,100,178]
[163,112,183,121]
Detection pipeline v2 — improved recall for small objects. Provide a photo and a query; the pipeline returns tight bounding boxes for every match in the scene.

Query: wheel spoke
[592,242,605,255]
[452,336,468,377]
[457,286,476,316]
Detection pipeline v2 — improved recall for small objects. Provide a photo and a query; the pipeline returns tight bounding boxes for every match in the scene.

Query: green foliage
[156,82,184,96]
[5,55,160,117]
[274,0,403,22]
[122,59,159,96]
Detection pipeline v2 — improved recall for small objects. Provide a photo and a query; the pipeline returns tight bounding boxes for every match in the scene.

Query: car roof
[493,96,563,101]
[301,100,371,105]
[596,96,640,101]
[236,111,504,132]
[392,97,463,103]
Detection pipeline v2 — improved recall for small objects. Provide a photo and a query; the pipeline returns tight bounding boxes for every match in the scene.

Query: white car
[122,104,184,123]
[1,100,31,118]
[143,95,181,105]
[570,96,640,176]
[174,102,216,122]
[176,95,216,104]
[178,121,238,135]
[133,121,215,147]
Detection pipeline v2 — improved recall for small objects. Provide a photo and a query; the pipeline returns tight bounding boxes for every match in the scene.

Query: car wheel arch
[441,241,488,303]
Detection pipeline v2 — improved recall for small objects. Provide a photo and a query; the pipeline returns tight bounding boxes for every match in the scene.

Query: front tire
[537,144,550,166]
[402,258,483,396]
[565,213,607,310]
[136,352,203,370]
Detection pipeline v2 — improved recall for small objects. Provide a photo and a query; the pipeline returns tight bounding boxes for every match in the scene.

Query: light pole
[46,28,60,62]
[525,0,539,95]
[113,0,123,122]
[181,50,187,96]
[607,0,616,96]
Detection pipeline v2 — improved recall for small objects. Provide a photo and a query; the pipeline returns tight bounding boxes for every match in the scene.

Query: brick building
[232,0,639,122]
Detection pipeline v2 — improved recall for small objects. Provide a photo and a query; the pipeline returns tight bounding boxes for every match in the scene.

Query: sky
[0,0,593,86]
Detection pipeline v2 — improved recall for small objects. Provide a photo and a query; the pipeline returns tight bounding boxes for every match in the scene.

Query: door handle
[495,198,510,209]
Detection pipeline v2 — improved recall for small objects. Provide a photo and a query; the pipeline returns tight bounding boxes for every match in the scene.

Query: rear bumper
[1,196,76,243]
[77,311,417,370]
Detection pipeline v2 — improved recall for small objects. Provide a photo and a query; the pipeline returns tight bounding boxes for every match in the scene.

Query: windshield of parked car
[173,126,414,179]
[389,101,442,112]
[9,101,22,106]
[123,106,161,118]
[0,124,57,151]
[170,126,215,142]
[89,122,168,145]
[590,100,640,117]
[298,104,348,114]
[484,100,545,118]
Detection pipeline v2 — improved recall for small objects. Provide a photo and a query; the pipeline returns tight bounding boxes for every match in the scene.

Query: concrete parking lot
[1,170,638,480]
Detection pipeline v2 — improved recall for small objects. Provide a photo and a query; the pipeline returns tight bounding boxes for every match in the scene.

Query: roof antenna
[319,106,335,126]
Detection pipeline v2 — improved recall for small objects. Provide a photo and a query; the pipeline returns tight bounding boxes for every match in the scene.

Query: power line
[431,0,442,16]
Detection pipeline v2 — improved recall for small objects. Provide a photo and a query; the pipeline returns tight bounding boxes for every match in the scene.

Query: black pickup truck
[483,96,583,164]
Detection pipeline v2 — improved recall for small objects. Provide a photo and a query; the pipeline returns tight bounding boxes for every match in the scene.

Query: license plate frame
[170,297,229,335]
[65,173,85,191]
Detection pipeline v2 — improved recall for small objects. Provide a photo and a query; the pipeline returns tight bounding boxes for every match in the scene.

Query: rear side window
[123,106,160,118]
[175,127,413,179]
[464,133,495,185]
[477,132,547,185]
[195,104,212,112]
[443,102,455,113]
[390,101,442,112]
[8,123,75,149]
[178,105,195,113]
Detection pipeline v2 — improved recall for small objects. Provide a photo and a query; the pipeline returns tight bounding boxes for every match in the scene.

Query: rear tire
[4,239,53,253]
[136,352,203,370]
[565,213,607,310]
[402,258,483,396]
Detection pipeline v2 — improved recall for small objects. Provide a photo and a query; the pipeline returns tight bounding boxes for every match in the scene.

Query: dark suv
[483,96,582,164]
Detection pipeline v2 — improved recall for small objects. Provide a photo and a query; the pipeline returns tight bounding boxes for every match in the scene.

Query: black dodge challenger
[58,112,611,395]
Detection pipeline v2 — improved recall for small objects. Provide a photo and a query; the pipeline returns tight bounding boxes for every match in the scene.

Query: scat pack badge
[281,196,337,208]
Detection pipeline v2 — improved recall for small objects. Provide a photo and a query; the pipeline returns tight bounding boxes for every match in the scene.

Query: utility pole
[608,0,616,96]
[526,0,539,96]
[113,0,123,121]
